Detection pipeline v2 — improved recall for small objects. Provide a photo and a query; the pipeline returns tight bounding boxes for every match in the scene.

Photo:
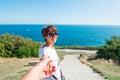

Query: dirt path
[60,55,107,80]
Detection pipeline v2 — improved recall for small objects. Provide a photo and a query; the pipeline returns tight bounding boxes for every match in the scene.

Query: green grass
[55,45,98,50]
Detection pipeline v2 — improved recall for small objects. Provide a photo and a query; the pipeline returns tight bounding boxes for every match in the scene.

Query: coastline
[57,49,97,54]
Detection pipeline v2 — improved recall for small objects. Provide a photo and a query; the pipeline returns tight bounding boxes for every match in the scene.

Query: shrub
[96,35,120,62]
[0,33,42,58]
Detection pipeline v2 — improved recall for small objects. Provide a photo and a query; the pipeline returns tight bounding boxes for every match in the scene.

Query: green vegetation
[79,35,120,80]
[96,35,120,64]
[0,33,120,80]
[0,33,42,58]
[0,33,97,58]
[56,45,98,50]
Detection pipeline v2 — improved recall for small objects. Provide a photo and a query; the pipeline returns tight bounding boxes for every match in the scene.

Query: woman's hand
[40,58,56,79]
[21,58,56,80]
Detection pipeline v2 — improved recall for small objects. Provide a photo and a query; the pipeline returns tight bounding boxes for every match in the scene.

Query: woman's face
[48,32,58,43]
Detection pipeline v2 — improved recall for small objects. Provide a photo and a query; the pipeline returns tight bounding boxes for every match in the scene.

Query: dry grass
[0,51,78,80]
[1,51,120,80]
[0,51,65,80]
[0,57,39,80]
[80,55,120,80]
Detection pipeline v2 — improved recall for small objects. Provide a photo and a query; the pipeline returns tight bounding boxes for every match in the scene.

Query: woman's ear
[45,36,53,46]
[45,35,49,40]
[45,39,46,41]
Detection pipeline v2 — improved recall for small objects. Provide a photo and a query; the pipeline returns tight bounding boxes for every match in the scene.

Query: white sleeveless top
[39,45,61,80]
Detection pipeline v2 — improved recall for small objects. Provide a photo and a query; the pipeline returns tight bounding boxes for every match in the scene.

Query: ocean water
[0,24,120,46]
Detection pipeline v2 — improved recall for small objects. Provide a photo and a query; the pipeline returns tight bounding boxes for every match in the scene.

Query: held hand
[44,61,56,77]
[21,58,56,80]
[39,58,56,79]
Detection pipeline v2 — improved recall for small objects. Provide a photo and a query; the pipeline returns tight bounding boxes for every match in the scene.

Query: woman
[39,25,64,80]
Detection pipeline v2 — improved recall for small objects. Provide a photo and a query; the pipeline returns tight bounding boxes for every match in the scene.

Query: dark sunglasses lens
[55,33,59,35]
[49,33,54,37]
[48,32,59,37]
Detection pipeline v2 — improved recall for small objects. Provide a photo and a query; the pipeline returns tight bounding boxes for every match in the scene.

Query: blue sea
[0,24,120,46]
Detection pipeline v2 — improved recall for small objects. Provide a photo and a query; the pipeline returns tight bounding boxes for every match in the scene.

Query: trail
[60,55,107,80]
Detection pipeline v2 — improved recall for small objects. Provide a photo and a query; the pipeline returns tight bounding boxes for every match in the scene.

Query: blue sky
[0,0,120,25]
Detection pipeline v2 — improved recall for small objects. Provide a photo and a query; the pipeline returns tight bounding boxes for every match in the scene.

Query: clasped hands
[21,58,56,80]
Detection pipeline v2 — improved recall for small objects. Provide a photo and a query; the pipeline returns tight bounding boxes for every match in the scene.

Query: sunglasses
[48,32,59,37]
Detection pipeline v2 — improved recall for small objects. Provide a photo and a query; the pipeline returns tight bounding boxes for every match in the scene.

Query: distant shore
[57,49,97,54]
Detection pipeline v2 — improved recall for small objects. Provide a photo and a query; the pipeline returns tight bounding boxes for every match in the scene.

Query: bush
[0,33,42,58]
[96,35,120,62]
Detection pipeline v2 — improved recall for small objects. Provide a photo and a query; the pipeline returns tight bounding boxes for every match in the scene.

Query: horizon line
[0,23,120,26]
